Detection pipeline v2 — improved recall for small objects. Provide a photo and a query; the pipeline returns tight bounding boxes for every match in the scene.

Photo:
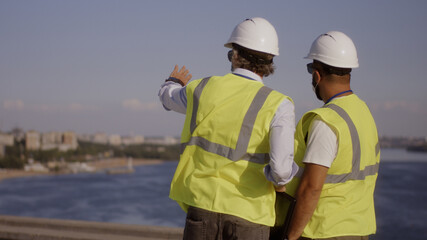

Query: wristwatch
[165,77,185,86]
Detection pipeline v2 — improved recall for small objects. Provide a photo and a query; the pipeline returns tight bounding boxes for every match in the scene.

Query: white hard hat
[224,17,279,56]
[305,31,359,68]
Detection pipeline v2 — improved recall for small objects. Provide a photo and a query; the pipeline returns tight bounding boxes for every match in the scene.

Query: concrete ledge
[0,215,183,240]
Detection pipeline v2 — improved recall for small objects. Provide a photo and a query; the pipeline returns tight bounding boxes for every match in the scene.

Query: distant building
[164,136,179,145]
[134,135,144,144]
[25,130,40,151]
[144,136,179,145]
[77,134,92,142]
[122,135,144,145]
[62,131,78,150]
[109,134,122,146]
[41,131,62,150]
[93,133,108,144]
[39,131,78,151]
[0,132,15,157]
[0,133,14,146]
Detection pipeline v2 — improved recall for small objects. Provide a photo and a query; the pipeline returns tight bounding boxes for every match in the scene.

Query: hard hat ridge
[225,17,279,56]
[305,31,359,68]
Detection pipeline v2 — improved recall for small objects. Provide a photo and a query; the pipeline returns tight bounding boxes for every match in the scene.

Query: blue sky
[1,0,426,137]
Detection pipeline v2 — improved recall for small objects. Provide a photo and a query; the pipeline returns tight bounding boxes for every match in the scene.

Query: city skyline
[1,1,427,137]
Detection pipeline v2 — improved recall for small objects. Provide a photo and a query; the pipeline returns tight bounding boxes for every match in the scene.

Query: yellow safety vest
[286,94,380,238]
[169,73,292,226]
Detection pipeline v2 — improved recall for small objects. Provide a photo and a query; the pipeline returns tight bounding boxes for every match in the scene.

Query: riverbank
[0,215,183,240]
[0,158,165,182]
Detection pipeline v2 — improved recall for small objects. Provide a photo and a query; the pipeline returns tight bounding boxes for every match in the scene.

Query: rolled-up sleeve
[158,81,187,114]
[264,99,299,186]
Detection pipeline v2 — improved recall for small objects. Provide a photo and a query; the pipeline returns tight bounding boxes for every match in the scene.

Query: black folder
[269,192,296,240]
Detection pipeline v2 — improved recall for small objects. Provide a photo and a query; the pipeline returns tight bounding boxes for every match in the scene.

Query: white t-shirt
[302,115,338,168]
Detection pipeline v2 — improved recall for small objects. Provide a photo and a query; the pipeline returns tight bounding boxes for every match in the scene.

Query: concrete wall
[0,215,183,240]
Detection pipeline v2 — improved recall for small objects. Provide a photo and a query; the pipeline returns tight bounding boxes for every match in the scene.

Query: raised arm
[158,65,192,114]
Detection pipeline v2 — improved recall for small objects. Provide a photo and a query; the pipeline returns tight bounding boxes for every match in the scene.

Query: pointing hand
[169,65,192,86]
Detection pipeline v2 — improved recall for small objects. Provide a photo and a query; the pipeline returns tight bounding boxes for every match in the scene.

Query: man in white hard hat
[158,17,298,240]
[285,31,380,240]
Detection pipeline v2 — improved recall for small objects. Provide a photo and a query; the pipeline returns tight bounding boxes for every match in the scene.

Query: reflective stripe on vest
[180,77,272,165]
[296,103,379,183]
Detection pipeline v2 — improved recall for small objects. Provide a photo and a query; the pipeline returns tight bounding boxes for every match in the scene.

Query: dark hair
[314,60,352,76]
[232,44,275,77]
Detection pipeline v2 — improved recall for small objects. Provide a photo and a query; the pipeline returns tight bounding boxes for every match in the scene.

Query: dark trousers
[183,206,270,240]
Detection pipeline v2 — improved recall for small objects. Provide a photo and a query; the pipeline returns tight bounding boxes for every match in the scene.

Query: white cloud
[121,99,160,112]
[68,103,99,112]
[31,104,54,112]
[3,100,24,110]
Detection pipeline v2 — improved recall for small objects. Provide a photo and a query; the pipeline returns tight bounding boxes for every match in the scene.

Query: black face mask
[312,76,322,101]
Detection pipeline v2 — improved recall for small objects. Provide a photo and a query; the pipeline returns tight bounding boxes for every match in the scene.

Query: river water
[0,148,426,239]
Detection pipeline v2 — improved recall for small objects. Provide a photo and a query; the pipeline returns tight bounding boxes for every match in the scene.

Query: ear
[233,49,239,59]
[314,70,322,84]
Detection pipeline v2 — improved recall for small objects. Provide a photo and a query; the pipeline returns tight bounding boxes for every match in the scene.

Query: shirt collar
[232,68,263,83]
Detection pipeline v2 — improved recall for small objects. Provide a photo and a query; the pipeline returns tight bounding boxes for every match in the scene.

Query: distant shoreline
[0,158,165,182]
[406,146,427,153]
